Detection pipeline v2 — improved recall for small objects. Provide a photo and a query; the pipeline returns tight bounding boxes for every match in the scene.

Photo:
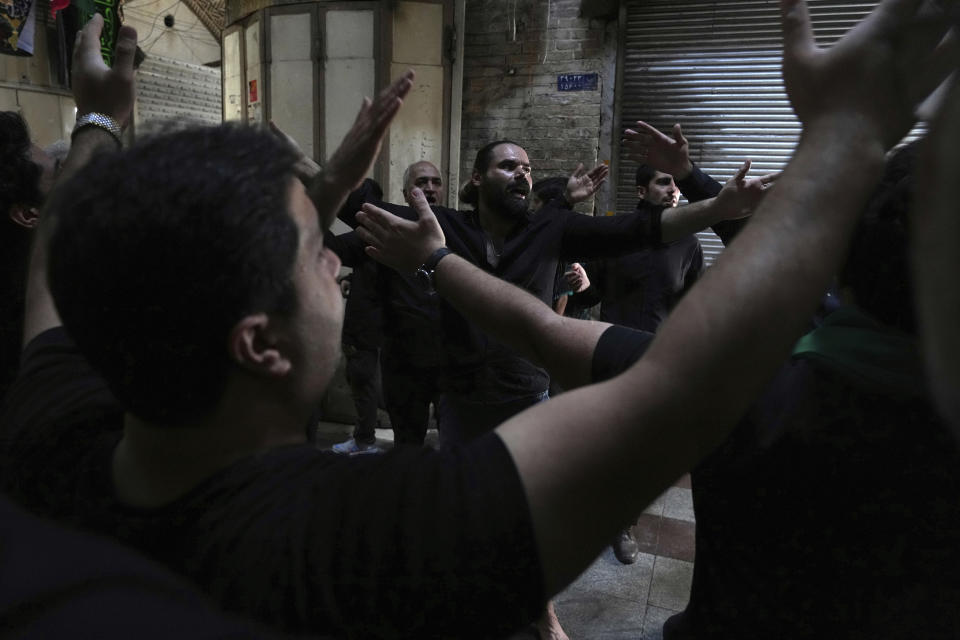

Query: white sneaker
[331,438,383,455]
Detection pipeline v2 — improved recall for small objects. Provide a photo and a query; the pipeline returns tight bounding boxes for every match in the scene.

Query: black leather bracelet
[421,246,452,272]
[414,247,452,294]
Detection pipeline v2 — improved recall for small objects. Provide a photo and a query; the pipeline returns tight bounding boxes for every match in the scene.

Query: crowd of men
[1,0,959,637]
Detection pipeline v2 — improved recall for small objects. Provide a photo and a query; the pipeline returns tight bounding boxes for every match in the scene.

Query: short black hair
[0,111,42,218]
[635,164,657,189]
[48,123,302,424]
[839,141,918,333]
[532,176,569,210]
[459,139,522,206]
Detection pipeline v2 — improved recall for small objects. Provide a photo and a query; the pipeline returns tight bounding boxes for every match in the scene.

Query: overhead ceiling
[179,0,225,39]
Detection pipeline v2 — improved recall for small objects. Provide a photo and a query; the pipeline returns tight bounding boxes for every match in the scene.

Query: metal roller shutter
[617,1,882,264]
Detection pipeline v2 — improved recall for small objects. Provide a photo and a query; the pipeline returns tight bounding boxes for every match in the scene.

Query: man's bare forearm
[913,78,960,432]
[497,121,887,595]
[659,197,730,242]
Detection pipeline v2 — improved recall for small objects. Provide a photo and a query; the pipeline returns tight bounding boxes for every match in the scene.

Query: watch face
[415,267,434,293]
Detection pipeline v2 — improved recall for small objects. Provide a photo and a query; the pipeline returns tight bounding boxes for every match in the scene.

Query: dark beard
[480,180,530,220]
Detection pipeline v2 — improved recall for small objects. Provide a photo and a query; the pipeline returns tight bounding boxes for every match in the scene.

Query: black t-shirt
[0,328,544,639]
[589,320,960,637]
[0,494,272,639]
[664,358,960,639]
[591,325,656,383]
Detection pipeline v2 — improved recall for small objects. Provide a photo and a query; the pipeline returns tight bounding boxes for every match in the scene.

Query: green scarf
[791,305,925,398]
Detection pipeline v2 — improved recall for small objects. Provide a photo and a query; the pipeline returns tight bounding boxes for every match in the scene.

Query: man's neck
[477,200,519,240]
[112,386,307,508]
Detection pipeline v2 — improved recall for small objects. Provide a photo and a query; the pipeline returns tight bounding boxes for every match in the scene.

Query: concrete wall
[459,0,611,213]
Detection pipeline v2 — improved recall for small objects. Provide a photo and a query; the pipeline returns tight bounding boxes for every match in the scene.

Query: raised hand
[623,121,693,179]
[564,262,590,293]
[712,160,776,220]
[72,14,137,128]
[355,187,446,274]
[564,162,609,204]
[782,0,958,151]
[322,70,415,192]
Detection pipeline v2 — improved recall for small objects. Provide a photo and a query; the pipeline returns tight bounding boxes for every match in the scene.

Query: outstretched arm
[23,15,137,347]
[356,190,613,390]
[625,120,780,244]
[659,160,770,241]
[913,72,960,433]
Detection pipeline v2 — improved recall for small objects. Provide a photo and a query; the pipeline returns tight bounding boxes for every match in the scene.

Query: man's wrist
[70,124,123,150]
[414,246,452,294]
[73,112,123,147]
[673,160,694,181]
[418,246,452,271]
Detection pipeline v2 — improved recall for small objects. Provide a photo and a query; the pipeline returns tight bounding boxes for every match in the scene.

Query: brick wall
[459,0,611,213]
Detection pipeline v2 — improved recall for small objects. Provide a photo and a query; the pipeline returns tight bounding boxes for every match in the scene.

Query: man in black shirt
[334,140,768,446]
[2,2,952,638]
[381,161,447,446]
[333,261,385,455]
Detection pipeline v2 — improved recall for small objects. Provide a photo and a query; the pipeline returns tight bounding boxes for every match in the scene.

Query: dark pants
[343,343,381,444]
[439,390,549,447]
[382,352,444,446]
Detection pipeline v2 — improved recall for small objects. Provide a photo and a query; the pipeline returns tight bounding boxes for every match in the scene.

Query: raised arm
[913,71,960,433]
[306,70,413,229]
[623,120,696,180]
[494,0,955,594]
[23,15,137,347]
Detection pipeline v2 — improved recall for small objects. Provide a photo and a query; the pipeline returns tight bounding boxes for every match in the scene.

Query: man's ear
[471,170,482,187]
[636,185,647,200]
[228,313,292,377]
[8,204,40,229]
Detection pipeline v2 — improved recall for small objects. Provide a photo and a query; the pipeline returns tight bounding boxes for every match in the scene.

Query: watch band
[420,246,452,273]
[73,112,123,146]
[414,247,452,295]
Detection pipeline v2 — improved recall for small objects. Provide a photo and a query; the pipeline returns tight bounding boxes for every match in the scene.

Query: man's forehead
[410,162,441,180]
[491,143,529,164]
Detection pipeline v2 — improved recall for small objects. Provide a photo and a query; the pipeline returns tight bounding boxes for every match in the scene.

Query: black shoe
[612,526,639,565]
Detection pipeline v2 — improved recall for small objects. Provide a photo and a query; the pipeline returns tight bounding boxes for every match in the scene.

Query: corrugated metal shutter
[136,54,222,127]
[617,1,882,265]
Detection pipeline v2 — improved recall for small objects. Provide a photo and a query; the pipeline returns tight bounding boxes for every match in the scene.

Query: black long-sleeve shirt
[329,180,664,402]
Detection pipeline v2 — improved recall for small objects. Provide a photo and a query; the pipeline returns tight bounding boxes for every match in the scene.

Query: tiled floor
[314,420,694,640]
[553,474,695,640]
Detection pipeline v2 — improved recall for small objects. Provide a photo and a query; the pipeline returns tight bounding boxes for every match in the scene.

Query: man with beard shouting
[332,140,768,446]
